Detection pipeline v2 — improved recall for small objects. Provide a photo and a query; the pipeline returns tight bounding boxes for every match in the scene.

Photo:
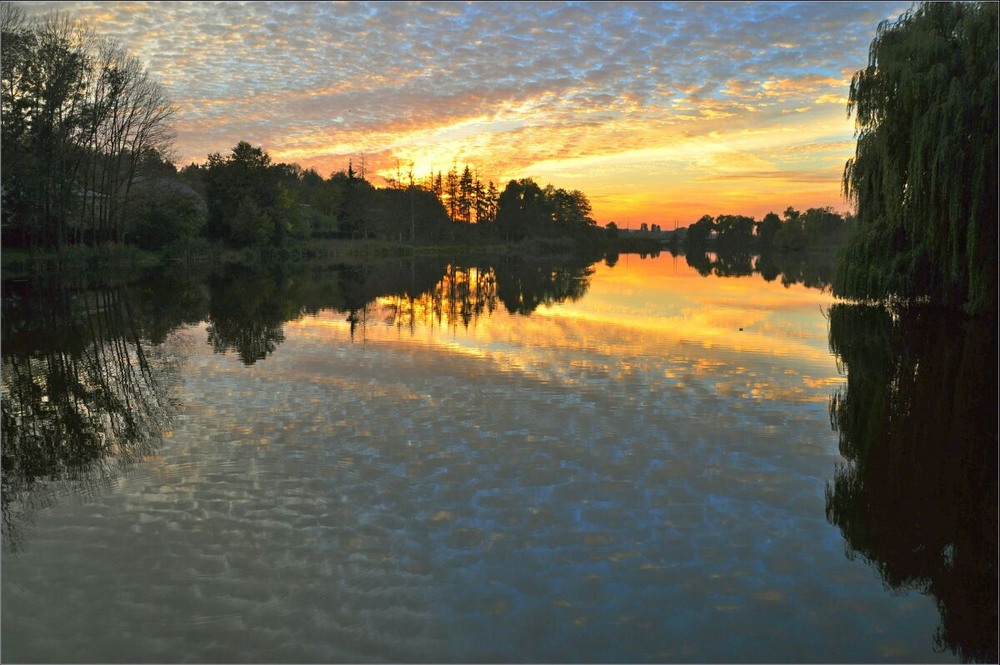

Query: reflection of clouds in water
[292,267,841,409]
[3,265,940,663]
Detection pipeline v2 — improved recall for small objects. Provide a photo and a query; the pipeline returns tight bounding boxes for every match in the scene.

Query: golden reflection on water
[2,255,974,664]
[288,254,842,405]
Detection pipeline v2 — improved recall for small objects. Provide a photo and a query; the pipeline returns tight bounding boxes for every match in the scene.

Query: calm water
[2,252,995,663]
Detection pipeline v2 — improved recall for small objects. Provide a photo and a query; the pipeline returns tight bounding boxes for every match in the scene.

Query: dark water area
[825,304,998,664]
[1,254,996,663]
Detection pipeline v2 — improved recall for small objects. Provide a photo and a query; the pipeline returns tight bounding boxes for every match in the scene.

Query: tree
[200,141,310,245]
[547,187,596,233]
[444,165,459,222]
[774,208,806,250]
[431,170,443,199]
[0,4,174,248]
[757,211,782,248]
[836,1,998,314]
[124,170,206,249]
[494,178,549,241]
[457,165,474,223]
[685,214,716,249]
[80,38,175,244]
[483,180,499,224]
[472,173,487,224]
[203,142,271,241]
[800,207,847,245]
[715,214,755,249]
[327,166,374,239]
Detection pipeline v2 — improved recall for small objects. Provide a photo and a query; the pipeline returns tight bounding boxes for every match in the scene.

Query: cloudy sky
[20,1,912,226]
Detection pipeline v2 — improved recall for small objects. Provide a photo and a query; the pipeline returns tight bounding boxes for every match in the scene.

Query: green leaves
[836,2,998,314]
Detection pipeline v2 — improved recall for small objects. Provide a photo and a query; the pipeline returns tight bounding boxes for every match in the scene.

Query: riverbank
[1,234,670,278]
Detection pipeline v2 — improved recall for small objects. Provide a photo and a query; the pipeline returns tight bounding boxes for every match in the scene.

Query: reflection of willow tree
[205,265,303,364]
[1,276,179,551]
[825,304,997,663]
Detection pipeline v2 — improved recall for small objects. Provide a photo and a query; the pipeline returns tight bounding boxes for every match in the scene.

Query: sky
[20,1,913,226]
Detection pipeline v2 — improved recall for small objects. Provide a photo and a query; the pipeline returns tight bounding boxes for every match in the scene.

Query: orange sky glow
[21,1,912,226]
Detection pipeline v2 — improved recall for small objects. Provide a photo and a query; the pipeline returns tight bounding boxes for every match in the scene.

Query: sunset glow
[285,254,842,404]
[20,1,910,225]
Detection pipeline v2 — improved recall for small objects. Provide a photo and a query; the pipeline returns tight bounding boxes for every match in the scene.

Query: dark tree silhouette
[836,2,998,314]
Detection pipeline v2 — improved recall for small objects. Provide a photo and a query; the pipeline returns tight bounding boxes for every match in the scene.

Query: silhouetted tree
[837,1,997,314]
[756,211,782,248]
[494,178,548,241]
[0,3,174,248]
[685,214,716,250]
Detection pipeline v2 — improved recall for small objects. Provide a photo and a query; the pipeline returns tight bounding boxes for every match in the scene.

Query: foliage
[685,214,716,250]
[683,208,850,254]
[715,214,755,250]
[124,175,207,249]
[837,1,998,314]
[757,212,782,247]
[1,271,186,549]
[492,178,597,242]
[0,3,175,249]
[545,185,597,232]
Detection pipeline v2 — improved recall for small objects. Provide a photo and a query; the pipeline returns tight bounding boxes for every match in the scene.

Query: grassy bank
[3,234,656,278]
[1,244,162,279]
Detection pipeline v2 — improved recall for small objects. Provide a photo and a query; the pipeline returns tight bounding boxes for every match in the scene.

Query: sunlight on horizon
[15,0,910,226]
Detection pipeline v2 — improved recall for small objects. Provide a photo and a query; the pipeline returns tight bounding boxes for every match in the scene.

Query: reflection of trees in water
[1,276,184,551]
[380,264,498,333]
[201,255,597,349]
[334,258,451,340]
[376,256,595,333]
[494,255,594,315]
[685,249,836,289]
[1,252,597,540]
[206,266,294,365]
[825,304,997,663]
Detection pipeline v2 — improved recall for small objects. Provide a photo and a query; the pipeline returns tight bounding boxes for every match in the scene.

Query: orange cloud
[27,0,906,225]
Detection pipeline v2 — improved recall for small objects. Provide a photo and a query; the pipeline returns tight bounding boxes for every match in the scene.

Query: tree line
[4,1,994,315]
[0,2,601,254]
[171,143,601,249]
[684,206,854,252]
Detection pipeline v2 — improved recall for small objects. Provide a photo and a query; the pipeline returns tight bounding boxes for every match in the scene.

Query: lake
[2,251,995,663]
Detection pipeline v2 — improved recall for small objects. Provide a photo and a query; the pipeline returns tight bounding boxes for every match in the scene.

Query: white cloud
[14,0,909,218]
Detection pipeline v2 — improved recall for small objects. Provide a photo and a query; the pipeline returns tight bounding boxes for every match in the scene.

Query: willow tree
[836,2,998,315]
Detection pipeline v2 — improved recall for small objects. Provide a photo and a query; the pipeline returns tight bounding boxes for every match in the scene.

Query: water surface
[2,253,993,663]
